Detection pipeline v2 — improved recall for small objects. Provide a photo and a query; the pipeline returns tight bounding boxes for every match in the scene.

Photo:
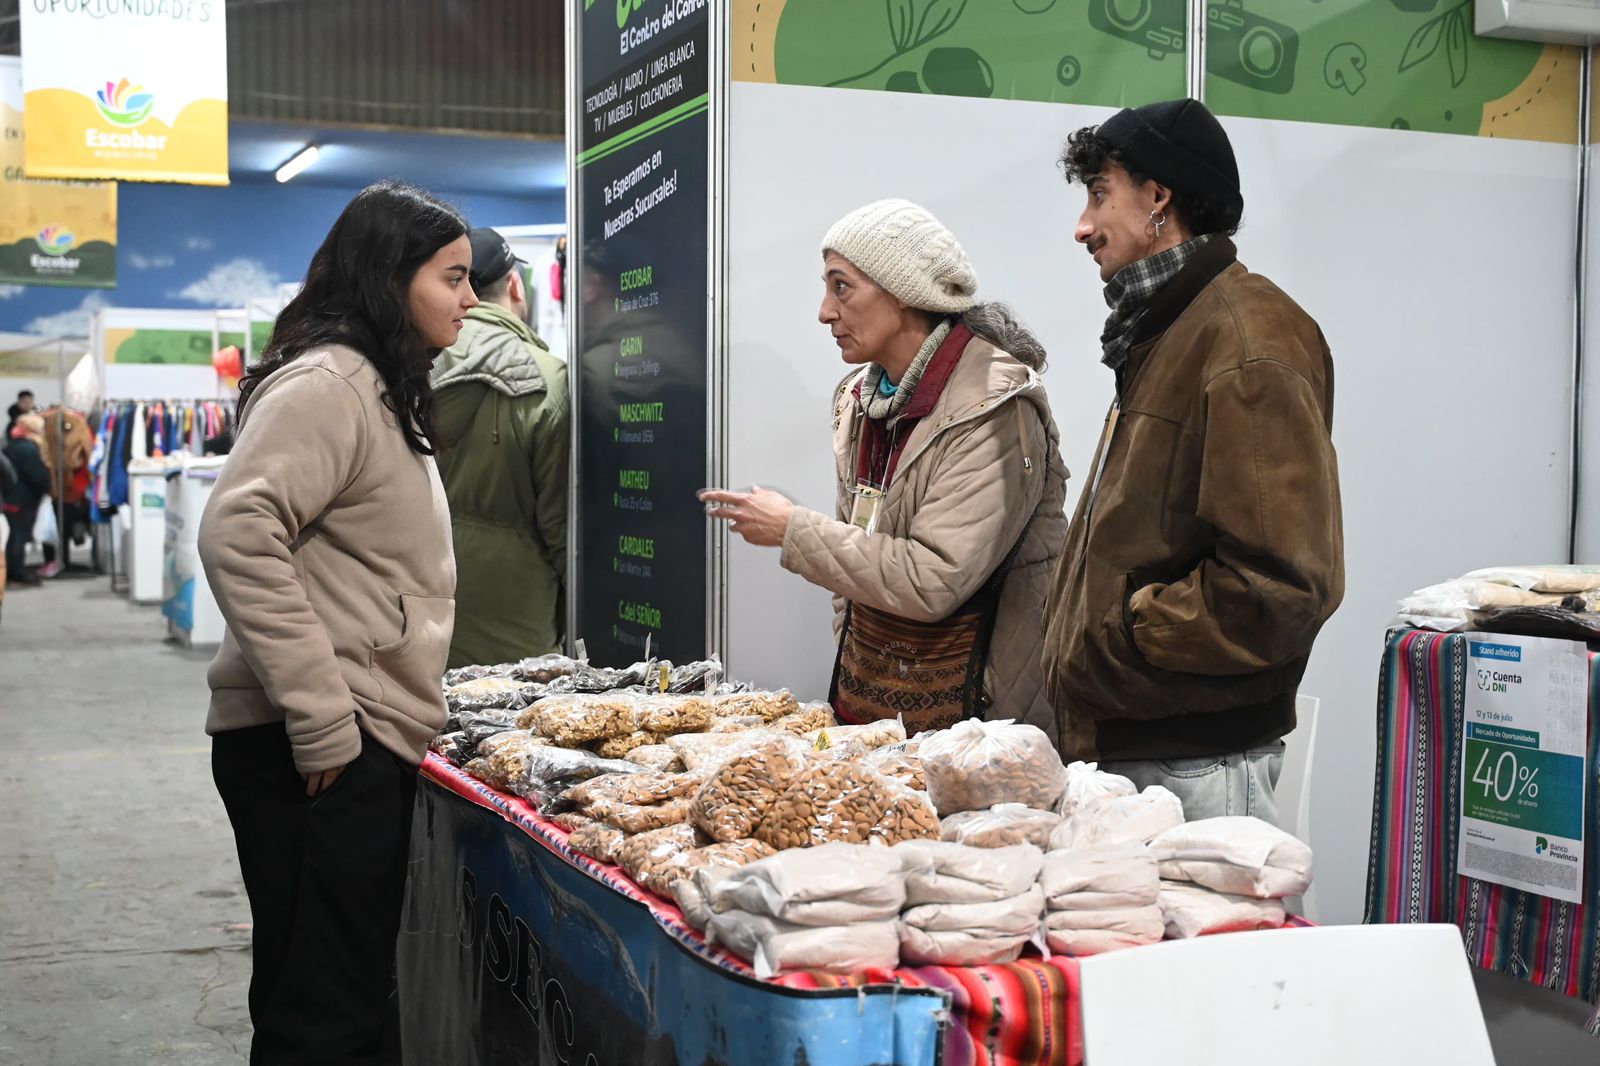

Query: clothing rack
[90,398,237,594]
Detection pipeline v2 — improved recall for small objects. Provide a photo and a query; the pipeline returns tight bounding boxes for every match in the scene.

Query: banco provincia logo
[1536,836,1550,855]
[95,78,155,127]
[35,226,74,257]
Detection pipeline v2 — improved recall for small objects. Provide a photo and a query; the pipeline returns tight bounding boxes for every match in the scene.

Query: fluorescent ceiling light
[275,145,320,183]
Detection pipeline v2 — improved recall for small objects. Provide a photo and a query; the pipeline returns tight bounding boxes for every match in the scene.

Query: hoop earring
[1149,209,1167,236]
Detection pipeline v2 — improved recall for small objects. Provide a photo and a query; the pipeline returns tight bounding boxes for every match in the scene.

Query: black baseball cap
[468,227,524,290]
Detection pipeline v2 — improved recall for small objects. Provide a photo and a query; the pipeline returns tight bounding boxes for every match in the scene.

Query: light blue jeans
[1101,743,1286,828]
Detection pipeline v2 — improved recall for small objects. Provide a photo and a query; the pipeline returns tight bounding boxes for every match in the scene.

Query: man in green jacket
[1042,99,1344,827]
[432,227,569,668]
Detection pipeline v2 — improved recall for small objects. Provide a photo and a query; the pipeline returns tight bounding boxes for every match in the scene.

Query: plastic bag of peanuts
[919,719,1070,816]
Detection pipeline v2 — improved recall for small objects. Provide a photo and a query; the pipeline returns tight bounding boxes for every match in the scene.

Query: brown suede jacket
[1043,237,1344,762]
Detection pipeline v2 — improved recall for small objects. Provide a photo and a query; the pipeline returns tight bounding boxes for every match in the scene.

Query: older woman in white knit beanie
[702,199,1071,740]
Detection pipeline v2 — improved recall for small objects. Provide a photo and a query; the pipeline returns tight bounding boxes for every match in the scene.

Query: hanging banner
[1458,633,1590,905]
[20,0,229,185]
[0,57,117,288]
[572,0,713,666]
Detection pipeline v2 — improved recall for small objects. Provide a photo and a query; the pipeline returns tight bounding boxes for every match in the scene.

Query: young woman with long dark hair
[199,180,476,1065]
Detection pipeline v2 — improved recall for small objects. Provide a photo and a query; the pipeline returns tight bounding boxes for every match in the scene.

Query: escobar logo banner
[20,0,228,185]
[0,57,117,288]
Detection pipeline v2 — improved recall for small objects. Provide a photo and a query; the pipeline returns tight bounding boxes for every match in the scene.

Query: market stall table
[1364,627,1600,1005]
[399,754,1090,1066]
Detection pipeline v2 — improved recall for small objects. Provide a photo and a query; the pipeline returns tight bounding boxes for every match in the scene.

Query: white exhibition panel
[1578,142,1600,560]
[727,82,1577,925]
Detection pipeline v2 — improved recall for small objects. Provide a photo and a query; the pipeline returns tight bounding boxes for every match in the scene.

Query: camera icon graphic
[1088,0,1186,60]
[1208,0,1300,95]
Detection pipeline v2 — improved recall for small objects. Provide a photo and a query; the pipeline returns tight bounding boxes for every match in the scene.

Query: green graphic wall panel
[1203,0,1578,142]
[735,0,1185,108]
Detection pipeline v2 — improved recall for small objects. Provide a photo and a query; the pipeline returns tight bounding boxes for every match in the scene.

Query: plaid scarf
[1100,234,1215,371]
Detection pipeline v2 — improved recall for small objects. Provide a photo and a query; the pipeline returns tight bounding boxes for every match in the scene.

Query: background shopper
[704,199,1070,738]
[431,226,569,667]
[198,180,471,1065]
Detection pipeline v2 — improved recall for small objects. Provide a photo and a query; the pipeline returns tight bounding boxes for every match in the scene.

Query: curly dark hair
[1058,126,1242,238]
[239,181,469,456]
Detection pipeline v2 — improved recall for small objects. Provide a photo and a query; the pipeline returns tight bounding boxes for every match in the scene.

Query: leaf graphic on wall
[1445,10,1469,87]
[1399,16,1446,72]
[917,0,966,43]
[888,0,916,51]
[829,0,972,88]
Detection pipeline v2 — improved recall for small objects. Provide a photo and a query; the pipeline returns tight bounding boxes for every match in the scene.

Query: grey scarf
[860,319,953,426]
[1100,234,1214,371]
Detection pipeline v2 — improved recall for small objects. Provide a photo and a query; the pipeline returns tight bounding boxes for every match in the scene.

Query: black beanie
[1095,98,1243,218]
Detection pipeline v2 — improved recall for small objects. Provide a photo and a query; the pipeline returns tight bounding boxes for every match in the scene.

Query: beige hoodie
[199,345,456,772]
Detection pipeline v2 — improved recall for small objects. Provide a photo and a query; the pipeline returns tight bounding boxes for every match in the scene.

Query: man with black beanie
[1041,98,1345,827]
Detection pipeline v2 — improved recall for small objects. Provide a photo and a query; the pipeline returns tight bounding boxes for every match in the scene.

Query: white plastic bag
[1159,882,1286,939]
[1147,816,1312,894]
[1159,859,1309,900]
[1049,786,1185,849]
[1039,845,1160,910]
[918,719,1070,815]
[32,496,57,547]
[896,840,1044,904]
[940,804,1061,848]
[707,912,900,977]
[1044,905,1164,955]
[710,842,906,925]
[1462,565,1600,594]
[900,925,1030,967]
[1055,761,1137,818]
[902,885,1044,935]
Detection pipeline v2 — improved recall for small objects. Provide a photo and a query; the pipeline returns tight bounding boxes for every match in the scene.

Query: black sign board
[573,0,711,665]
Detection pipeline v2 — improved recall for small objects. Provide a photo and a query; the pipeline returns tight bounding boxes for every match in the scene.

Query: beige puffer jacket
[779,334,1071,742]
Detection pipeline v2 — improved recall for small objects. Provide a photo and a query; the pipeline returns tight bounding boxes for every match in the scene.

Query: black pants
[212,724,418,1066]
[5,504,35,578]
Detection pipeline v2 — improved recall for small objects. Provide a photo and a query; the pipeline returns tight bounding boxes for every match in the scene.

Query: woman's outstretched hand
[699,486,795,547]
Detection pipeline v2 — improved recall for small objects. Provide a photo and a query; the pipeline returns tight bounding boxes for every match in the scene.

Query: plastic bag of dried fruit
[919,719,1069,816]
[941,803,1062,849]
[689,736,809,842]
[754,759,890,850]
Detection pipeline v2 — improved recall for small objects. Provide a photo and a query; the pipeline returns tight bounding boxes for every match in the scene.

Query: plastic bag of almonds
[870,781,941,846]
[659,838,776,897]
[919,719,1070,816]
[690,736,809,842]
[568,823,627,865]
[634,693,712,734]
[552,811,599,833]
[589,796,692,834]
[755,760,890,850]
[626,745,685,773]
[621,823,708,894]
[710,715,766,733]
[862,747,926,791]
[566,768,703,809]
[594,731,665,759]
[668,729,784,772]
[711,689,799,723]
[942,803,1062,848]
[769,702,836,736]
[804,719,906,752]
[516,693,639,745]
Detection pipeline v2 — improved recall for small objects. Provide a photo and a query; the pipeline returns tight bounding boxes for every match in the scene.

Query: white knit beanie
[821,199,978,314]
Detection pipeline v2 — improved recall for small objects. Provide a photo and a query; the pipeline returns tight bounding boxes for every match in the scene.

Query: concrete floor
[0,576,250,1066]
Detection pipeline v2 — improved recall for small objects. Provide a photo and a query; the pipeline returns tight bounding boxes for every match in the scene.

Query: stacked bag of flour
[703,843,906,977]
[1039,844,1164,954]
[894,841,1046,966]
[1149,817,1312,937]
[1036,761,1182,955]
